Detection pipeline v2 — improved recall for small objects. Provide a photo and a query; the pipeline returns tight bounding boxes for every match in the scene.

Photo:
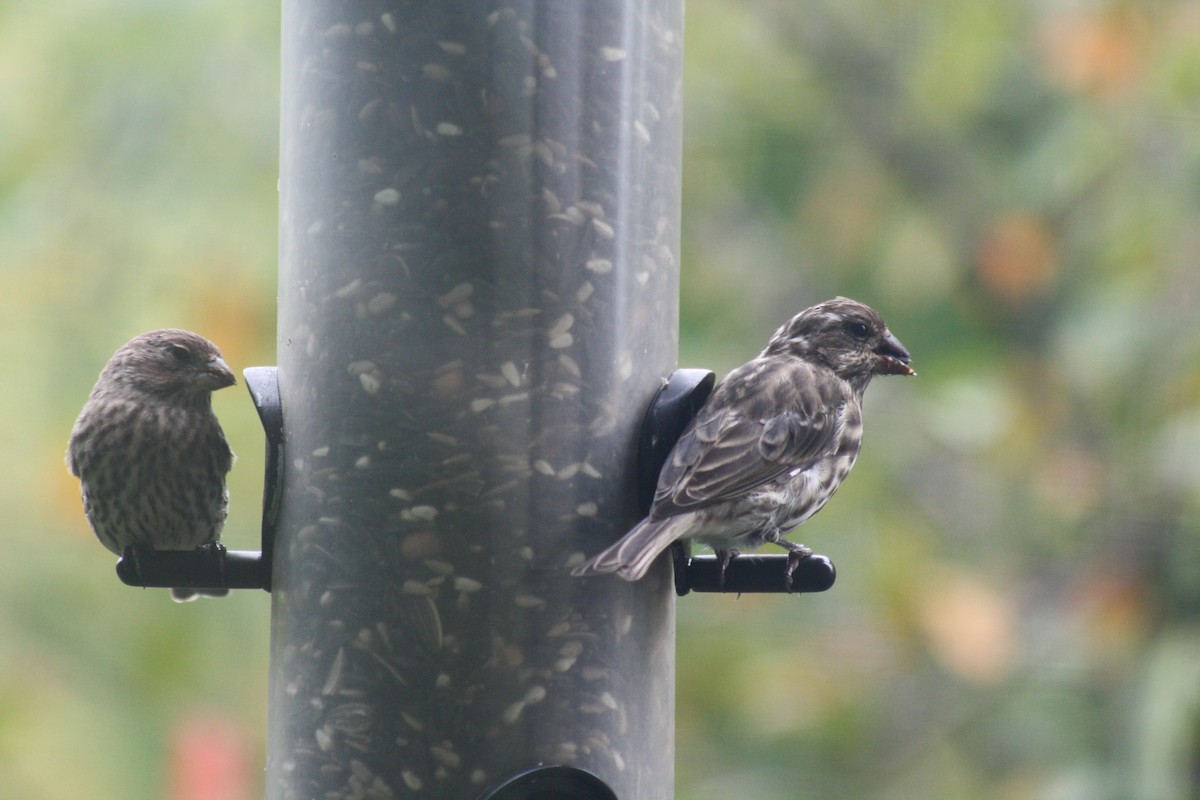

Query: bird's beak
[874,331,915,376]
[201,357,237,390]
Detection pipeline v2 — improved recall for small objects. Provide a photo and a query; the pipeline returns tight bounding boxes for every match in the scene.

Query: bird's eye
[167,344,192,363]
[845,321,871,339]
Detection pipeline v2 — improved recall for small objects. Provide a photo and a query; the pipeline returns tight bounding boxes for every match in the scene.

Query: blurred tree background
[3,0,1200,798]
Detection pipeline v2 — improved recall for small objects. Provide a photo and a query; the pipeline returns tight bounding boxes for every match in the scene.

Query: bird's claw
[194,542,230,598]
[716,548,740,590]
[121,544,152,582]
[784,546,814,593]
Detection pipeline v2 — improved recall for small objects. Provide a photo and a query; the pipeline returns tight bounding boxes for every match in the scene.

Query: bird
[572,297,914,588]
[67,329,236,601]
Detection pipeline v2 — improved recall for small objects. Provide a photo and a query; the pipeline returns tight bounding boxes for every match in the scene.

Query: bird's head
[104,329,236,399]
[763,297,915,386]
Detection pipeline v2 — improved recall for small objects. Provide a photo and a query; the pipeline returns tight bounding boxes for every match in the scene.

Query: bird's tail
[571,515,692,581]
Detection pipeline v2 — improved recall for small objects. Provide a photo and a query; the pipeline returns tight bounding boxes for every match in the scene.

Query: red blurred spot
[168,713,253,800]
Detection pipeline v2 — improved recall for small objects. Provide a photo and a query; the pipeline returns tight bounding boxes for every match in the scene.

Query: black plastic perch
[115,545,267,590]
[115,366,283,593]
[637,368,839,597]
[673,552,837,595]
[477,765,618,800]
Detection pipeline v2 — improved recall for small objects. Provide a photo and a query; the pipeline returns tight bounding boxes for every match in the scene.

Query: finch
[67,329,236,601]
[572,297,914,586]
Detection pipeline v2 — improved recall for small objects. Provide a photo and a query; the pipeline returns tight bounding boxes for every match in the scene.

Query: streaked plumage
[67,329,236,601]
[572,297,913,585]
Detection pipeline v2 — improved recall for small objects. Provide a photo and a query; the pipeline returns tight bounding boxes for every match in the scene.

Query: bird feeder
[112,3,836,798]
[270,3,684,797]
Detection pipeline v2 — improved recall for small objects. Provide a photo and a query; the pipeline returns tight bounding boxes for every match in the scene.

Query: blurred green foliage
[1,1,277,797]
[678,2,1200,799]
[4,0,1200,798]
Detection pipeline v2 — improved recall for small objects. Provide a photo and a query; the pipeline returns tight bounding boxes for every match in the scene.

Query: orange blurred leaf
[976,212,1057,304]
[916,569,1017,685]
[1039,8,1147,99]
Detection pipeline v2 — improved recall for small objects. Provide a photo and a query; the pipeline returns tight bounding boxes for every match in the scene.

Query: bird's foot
[782,544,814,593]
[715,548,741,590]
[121,545,153,582]
[190,542,230,599]
[196,540,228,576]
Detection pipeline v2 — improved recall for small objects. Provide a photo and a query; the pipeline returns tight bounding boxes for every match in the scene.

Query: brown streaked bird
[572,297,914,587]
[67,329,236,601]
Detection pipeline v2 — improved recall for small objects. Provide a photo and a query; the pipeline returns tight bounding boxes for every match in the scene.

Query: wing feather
[651,357,848,516]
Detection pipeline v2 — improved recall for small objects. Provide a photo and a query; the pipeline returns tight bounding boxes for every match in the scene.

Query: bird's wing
[651,357,847,516]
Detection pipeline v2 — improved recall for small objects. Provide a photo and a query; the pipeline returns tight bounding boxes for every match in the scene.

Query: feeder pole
[268,2,682,798]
